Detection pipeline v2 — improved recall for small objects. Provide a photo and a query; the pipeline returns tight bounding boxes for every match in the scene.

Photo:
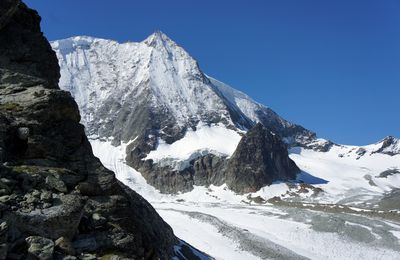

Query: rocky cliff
[225,123,300,193]
[0,1,195,259]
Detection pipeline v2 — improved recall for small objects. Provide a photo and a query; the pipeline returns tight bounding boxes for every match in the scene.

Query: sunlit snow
[146,123,242,167]
[90,138,400,260]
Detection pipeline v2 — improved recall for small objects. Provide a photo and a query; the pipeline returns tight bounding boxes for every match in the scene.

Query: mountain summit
[51,32,399,194]
[51,32,315,193]
[51,33,314,146]
[144,30,176,47]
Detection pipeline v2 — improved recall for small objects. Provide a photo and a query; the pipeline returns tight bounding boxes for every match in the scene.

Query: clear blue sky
[25,0,400,145]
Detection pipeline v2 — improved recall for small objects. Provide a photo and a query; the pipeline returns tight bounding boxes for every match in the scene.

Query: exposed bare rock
[0,0,60,87]
[225,123,300,193]
[0,1,196,259]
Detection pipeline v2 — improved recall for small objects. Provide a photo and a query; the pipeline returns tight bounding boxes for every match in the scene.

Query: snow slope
[209,76,291,129]
[145,122,242,169]
[90,138,400,259]
[290,145,400,205]
[91,137,400,207]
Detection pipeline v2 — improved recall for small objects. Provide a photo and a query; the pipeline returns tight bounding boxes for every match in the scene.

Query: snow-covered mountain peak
[143,31,204,82]
[379,135,399,143]
[144,30,176,47]
[51,33,236,140]
[373,135,400,155]
[52,33,314,146]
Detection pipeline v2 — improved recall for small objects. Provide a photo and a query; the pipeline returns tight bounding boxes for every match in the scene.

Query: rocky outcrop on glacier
[126,123,298,194]
[0,1,199,259]
[225,123,300,193]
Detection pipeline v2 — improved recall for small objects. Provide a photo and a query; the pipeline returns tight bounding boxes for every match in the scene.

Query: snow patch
[145,123,242,170]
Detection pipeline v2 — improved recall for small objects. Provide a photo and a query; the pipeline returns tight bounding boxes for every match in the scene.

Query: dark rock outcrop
[128,151,227,194]
[0,0,60,87]
[192,154,227,187]
[128,123,299,194]
[225,123,300,193]
[372,136,400,156]
[304,139,335,152]
[0,1,188,259]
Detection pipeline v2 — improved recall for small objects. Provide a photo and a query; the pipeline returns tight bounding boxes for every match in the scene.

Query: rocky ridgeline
[127,123,299,194]
[0,0,198,259]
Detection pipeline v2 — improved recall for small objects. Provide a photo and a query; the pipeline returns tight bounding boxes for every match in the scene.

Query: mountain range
[51,32,400,196]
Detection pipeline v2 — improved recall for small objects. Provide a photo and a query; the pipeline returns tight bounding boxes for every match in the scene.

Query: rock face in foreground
[0,1,184,259]
[225,123,300,193]
[0,0,60,87]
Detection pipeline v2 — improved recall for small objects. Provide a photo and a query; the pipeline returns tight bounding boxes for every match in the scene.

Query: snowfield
[90,139,400,260]
[145,122,242,170]
[289,145,400,205]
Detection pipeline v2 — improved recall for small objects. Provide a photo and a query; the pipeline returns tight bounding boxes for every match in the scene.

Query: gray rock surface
[225,123,300,193]
[0,1,197,259]
[0,0,60,87]
[26,236,54,260]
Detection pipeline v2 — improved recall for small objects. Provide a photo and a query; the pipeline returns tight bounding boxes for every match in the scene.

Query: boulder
[55,236,75,255]
[26,236,54,260]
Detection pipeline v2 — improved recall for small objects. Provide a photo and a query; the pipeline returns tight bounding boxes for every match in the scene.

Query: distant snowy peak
[51,32,314,146]
[143,31,177,49]
[303,135,400,158]
[144,31,205,80]
[372,136,400,156]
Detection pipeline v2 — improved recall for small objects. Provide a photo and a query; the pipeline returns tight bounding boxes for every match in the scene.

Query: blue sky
[25,0,400,145]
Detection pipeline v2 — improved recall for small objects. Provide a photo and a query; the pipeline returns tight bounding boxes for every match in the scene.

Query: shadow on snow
[295,171,329,185]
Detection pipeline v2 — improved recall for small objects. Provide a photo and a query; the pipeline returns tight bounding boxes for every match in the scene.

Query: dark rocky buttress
[0,0,195,259]
[225,123,300,193]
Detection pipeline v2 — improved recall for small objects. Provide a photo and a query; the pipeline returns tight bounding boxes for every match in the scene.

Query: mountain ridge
[51,32,399,194]
[51,32,315,145]
[52,32,399,150]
